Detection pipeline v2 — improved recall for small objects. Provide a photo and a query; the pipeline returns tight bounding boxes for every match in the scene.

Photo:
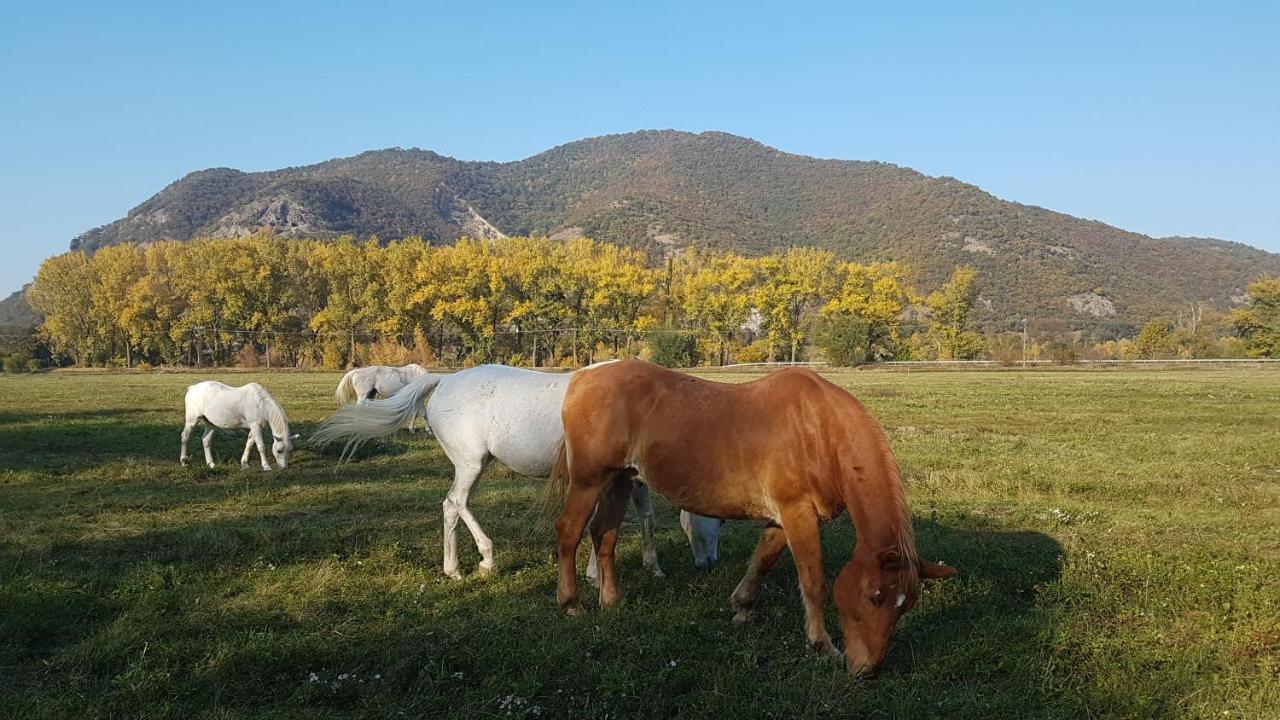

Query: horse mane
[257,389,290,440]
[877,437,921,592]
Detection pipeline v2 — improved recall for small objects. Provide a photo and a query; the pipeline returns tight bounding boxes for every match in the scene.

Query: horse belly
[200,406,246,430]
[489,407,563,477]
[487,373,569,477]
[637,454,771,522]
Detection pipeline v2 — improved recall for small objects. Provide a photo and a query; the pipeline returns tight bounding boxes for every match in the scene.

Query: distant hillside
[0,288,37,330]
[67,130,1280,324]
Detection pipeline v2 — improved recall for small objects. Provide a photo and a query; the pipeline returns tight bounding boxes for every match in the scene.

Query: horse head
[833,547,956,677]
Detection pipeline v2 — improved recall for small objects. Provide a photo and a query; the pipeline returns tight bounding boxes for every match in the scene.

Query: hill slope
[67,130,1280,324]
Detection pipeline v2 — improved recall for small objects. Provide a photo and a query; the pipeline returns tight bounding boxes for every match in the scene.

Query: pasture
[1,369,1277,719]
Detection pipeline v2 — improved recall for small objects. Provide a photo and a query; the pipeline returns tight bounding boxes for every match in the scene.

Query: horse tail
[313,373,445,458]
[540,436,571,518]
[335,368,360,405]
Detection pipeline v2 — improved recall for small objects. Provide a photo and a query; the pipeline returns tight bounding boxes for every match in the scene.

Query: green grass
[1,368,1278,719]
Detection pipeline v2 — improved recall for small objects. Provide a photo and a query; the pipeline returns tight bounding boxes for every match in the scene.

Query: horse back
[562,360,875,521]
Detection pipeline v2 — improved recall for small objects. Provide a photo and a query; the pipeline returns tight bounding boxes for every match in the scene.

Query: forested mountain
[0,288,37,328]
[60,130,1280,324]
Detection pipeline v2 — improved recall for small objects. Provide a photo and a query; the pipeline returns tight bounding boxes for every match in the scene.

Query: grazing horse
[181,381,296,470]
[335,364,431,432]
[313,364,722,580]
[549,359,957,677]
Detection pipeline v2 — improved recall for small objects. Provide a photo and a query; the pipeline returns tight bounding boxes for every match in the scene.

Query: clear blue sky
[2,1,1277,296]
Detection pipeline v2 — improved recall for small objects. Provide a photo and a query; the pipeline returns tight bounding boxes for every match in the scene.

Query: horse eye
[868,591,884,606]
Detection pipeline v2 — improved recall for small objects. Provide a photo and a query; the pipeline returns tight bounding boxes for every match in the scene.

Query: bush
[733,340,770,364]
[647,332,700,368]
[2,356,29,373]
[368,337,413,366]
[815,315,870,366]
[237,344,261,368]
[988,333,1024,366]
[1043,340,1080,365]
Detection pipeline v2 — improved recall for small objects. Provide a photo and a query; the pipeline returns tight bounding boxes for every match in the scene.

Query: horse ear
[878,548,902,571]
[920,559,958,581]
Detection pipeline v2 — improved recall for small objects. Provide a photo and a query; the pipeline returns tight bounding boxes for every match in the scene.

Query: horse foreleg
[201,427,217,468]
[630,484,665,578]
[730,523,787,622]
[555,479,607,615]
[180,422,196,465]
[250,424,270,471]
[442,462,490,578]
[780,508,841,659]
[590,476,634,608]
[240,432,255,468]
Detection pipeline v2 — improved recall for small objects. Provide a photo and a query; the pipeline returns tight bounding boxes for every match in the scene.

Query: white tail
[313,373,445,457]
[335,368,360,404]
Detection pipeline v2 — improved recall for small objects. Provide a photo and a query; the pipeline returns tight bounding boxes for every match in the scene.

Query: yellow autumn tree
[678,249,757,365]
[752,247,838,362]
[28,252,98,365]
[818,261,913,363]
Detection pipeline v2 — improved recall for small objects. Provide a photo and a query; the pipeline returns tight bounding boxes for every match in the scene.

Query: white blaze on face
[895,593,906,608]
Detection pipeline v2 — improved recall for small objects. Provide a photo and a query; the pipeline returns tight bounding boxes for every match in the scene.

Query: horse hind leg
[589,474,635,608]
[442,459,492,579]
[555,472,611,616]
[630,483,665,578]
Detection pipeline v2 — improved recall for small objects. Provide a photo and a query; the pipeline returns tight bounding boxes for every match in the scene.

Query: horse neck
[260,396,289,438]
[842,439,918,569]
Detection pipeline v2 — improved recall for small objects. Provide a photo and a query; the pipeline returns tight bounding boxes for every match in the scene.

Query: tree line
[17,235,1280,370]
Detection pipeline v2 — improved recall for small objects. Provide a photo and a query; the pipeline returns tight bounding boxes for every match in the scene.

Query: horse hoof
[444,569,463,581]
[647,565,665,578]
[563,603,584,617]
[207,463,216,469]
[732,608,751,623]
[812,639,842,660]
[476,565,494,577]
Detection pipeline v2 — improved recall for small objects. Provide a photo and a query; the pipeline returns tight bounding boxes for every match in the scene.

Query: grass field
[1,368,1278,719]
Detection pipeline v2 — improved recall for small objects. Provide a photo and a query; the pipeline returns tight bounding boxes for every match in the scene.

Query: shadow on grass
[0,419,416,471]
[1,487,1129,720]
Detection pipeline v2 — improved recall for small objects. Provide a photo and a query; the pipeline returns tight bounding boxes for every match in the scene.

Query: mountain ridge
[44,130,1280,325]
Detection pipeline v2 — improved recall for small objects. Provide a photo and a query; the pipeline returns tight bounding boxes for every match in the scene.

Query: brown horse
[549,359,956,676]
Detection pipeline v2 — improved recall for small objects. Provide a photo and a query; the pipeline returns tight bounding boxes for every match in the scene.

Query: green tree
[926,266,984,360]
[1230,277,1280,357]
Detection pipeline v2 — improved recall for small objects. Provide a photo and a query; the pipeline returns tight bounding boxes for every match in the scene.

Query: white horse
[313,364,722,579]
[335,364,431,432]
[181,381,296,470]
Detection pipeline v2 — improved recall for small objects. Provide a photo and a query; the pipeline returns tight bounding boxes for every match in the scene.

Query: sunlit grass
[1,368,1278,718]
